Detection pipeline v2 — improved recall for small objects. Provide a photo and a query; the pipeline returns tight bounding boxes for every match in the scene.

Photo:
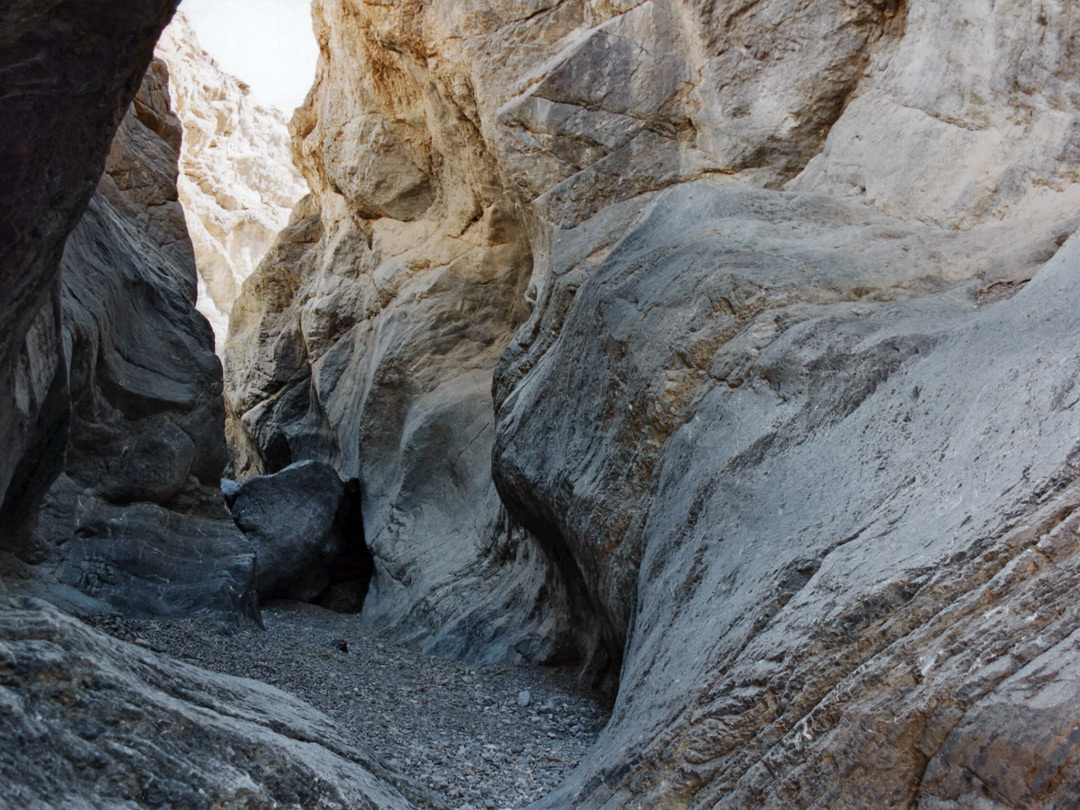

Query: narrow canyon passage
[117,11,614,810]
[8,2,1080,809]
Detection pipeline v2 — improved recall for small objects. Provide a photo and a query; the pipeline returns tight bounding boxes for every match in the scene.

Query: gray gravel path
[91,602,609,810]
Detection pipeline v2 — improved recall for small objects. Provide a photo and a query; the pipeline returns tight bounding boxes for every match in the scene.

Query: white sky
[178,0,319,114]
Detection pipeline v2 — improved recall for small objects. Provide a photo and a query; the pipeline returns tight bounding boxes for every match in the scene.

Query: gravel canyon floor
[90,603,609,810]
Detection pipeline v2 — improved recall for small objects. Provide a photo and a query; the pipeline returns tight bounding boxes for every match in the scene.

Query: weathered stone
[229,461,363,604]
[29,476,259,622]
[214,1,1080,807]
[156,13,309,348]
[492,180,1080,806]
[225,0,578,664]
[3,59,262,628]
[0,597,425,810]
[0,0,178,545]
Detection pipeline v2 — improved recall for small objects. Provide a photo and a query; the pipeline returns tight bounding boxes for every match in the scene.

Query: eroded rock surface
[3,61,260,625]
[156,13,310,349]
[0,0,177,550]
[227,1,1080,807]
[229,460,371,608]
[224,0,578,664]
[0,598,425,810]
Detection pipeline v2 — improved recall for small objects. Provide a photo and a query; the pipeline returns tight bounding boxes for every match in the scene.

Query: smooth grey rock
[220,477,242,506]
[493,181,1080,807]
[59,59,228,508]
[0,597,425,810]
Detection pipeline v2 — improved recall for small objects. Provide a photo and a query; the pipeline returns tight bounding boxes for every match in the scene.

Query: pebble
[89,602,609,810]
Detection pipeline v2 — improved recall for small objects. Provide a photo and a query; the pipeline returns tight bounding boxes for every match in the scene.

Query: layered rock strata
[0,60,261,624]
[224,0,578,664]
[228,0,1080,807]
[0,0,178,551]
[156,13,309,348]
[0,598,426,810]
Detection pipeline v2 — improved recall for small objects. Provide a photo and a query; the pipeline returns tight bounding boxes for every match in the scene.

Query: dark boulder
[231,461,370,606]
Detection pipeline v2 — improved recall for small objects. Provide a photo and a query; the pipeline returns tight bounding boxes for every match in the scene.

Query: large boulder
[229,461,365,605]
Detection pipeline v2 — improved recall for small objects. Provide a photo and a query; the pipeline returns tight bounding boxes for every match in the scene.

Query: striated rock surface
[3,60,261,625]
[0,597,426,810]
[0,0,177,551]
[156,13,309,348]
[228,0,1080,807]
[224,0,578,664]
[499,183,1080,809]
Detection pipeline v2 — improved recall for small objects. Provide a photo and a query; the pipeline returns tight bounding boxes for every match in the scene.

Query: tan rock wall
[226,3,1080,806]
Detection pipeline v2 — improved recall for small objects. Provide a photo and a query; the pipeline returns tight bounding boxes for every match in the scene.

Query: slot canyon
[4,1,1080,808]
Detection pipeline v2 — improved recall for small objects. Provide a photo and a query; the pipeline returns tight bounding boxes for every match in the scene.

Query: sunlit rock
[156,13,309,350]
[226,1,1080,807]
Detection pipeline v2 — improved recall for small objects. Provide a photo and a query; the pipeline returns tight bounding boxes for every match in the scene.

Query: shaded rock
[13,474,258,624]
[0,597,425,810]
[224,0,577,664]
[60,57,229,506]
[5,59,259,627]
[0,0,178,544]
[230,461,366,605]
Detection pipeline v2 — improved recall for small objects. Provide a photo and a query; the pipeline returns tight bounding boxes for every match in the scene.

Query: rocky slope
[227,1,1080,807]
[156,13,309,348]
[0,598,427,810]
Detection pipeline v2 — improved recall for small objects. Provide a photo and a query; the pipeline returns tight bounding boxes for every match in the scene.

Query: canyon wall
[4,58,261,621]
[0,0,178,554]
[0,2,253,620]
[0,9,426,808]
[224,0,580,664]
[156,13,309,348]
[228,1,1080,807]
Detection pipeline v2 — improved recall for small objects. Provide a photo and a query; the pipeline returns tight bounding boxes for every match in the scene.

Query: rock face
[224,0,577,664]
[0,597,424,810]
[0,0,177,553]
[2,59,260,625]
[0,11,431,808]
[227,1,1080,807]
[156,13,309,348]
